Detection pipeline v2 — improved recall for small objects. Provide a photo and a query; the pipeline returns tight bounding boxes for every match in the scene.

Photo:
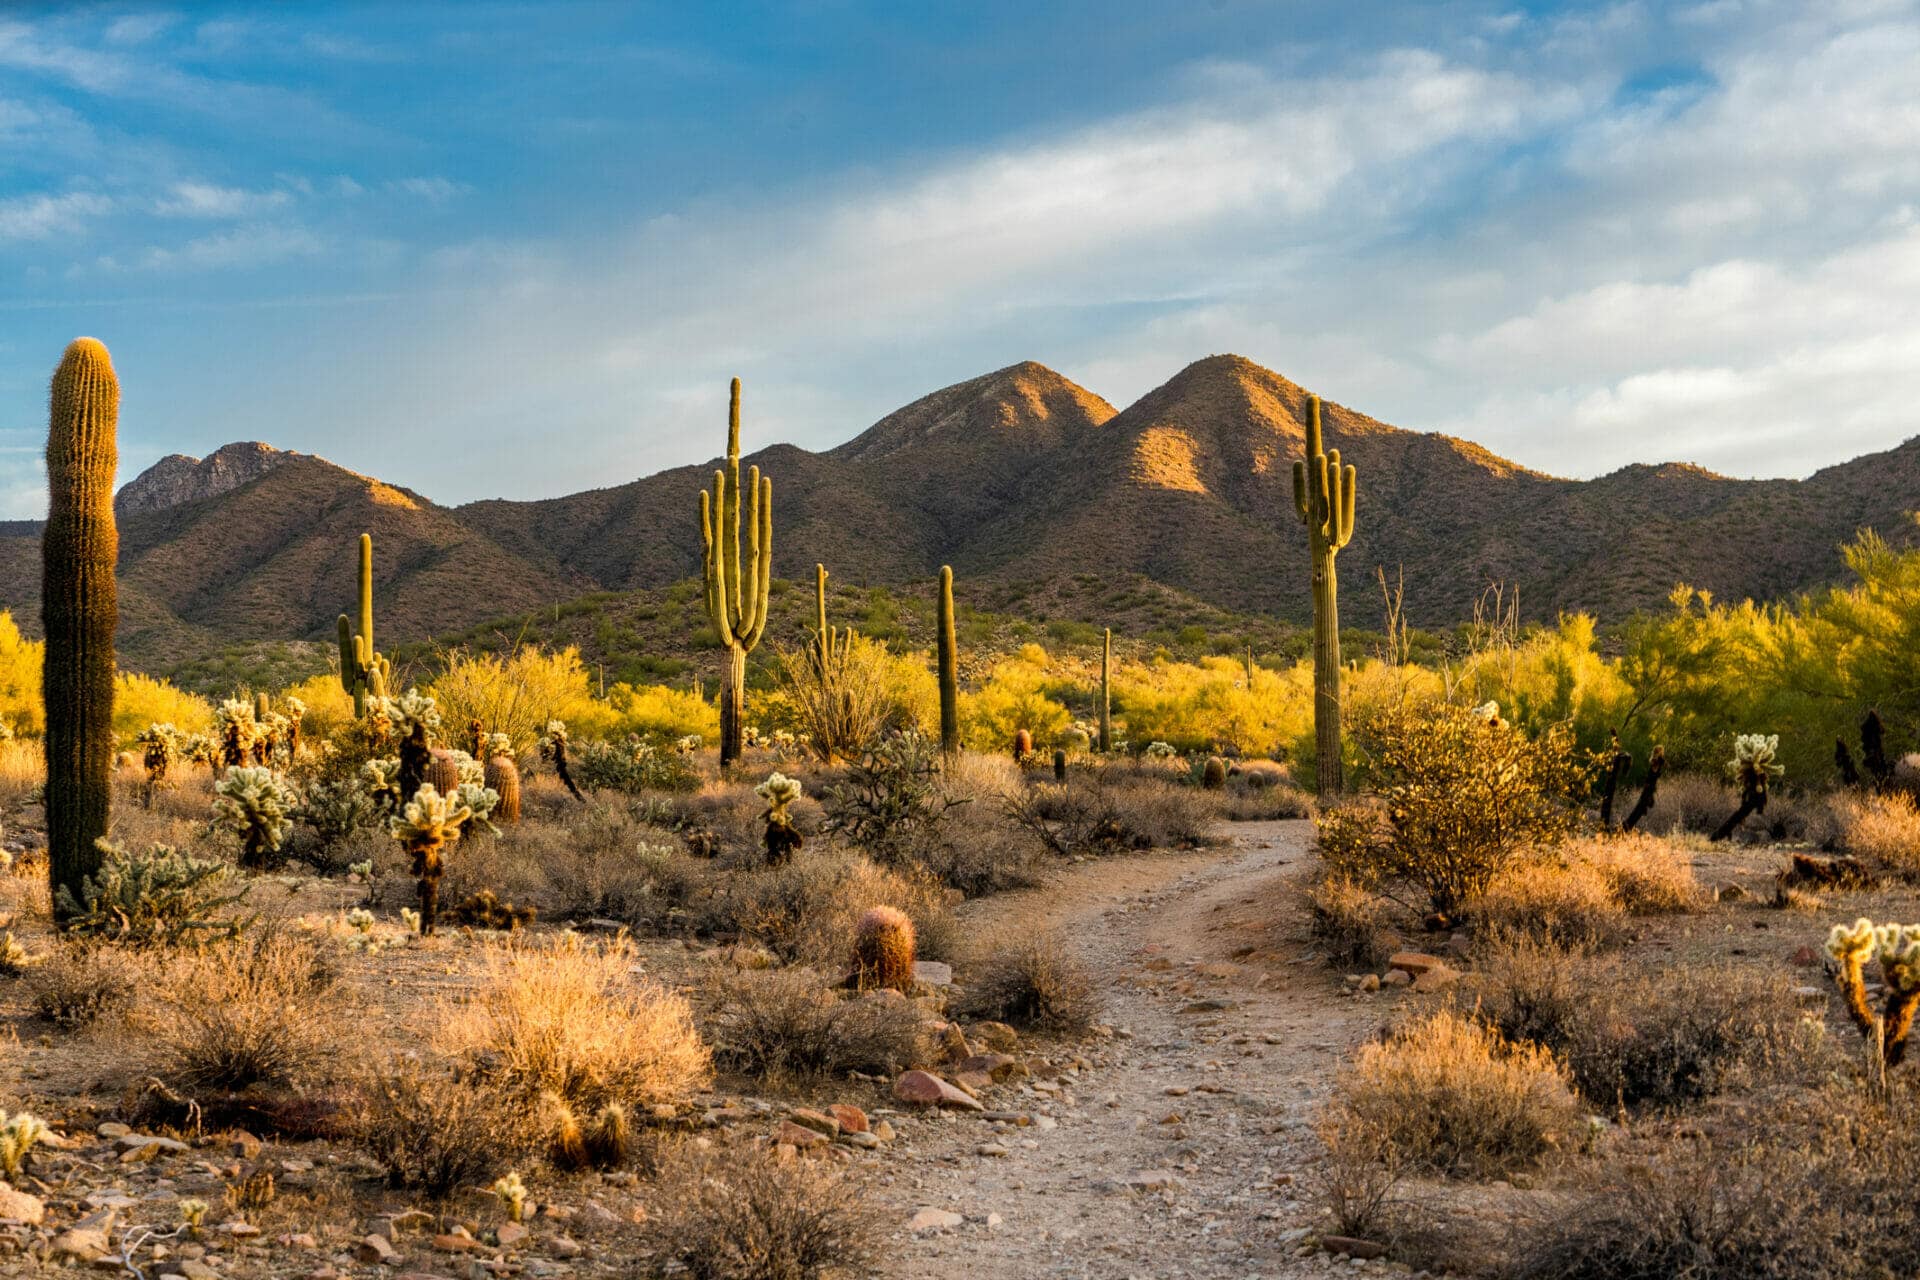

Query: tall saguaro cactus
[937,565,959,754]
[337,533,389,717]
[1292,395,1357,796]
[44,338,119,922]
[699,378,771,770]
[1098,628,1113,752]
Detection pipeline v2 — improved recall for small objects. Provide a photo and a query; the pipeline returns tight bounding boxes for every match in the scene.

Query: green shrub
[54,842,250,945]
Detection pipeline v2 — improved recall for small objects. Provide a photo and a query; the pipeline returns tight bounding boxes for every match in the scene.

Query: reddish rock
[775,1120,829,1149]
[1387,951,1446,976]
[893,1070,985,1111]
[786,1108,840,1137]
[959,1054,1025,1082]
[825,1104,869,1134]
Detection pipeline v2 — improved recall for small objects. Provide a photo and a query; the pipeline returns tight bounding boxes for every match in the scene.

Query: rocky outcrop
[116,441,297,515]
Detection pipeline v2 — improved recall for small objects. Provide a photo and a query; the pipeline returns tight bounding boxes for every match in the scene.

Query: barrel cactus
[486,752,522,824]
[852,905,916,992]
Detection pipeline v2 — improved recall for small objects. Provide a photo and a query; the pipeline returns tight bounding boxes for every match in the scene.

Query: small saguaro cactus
[1292,395,1357,797]
[389,783,473,935]
[937,566,960,755]
[1053,749,1068,781]
[337,534,391,718]
[1826,918,1920,1083]
[852,905,916,992]
[756,770,804,866]
[1098,627,1112,753]
[44,338,120,923]
[698,378,773,771]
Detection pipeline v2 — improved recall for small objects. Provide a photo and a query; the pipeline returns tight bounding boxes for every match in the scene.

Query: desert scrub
[29,942,138,1025]
[1307,873,1393,968]
[1570,833,1702,913]
[705,966,930,1080]
[727,848,956,967]
[353,1054,531,1197]
[1829,791,1920,874]
[1345,699,1587,920]
[959,930,1096,1032]
[820,729,960,863]
[435,935,710,1113]
[55,841,250,945]
[141,929,341,1094]
[1329,1008,1581,1178]
[1471,857,1624,944]
[643,1140,881,1280]
[572,734,700,794]
[1476,933,1810,1108]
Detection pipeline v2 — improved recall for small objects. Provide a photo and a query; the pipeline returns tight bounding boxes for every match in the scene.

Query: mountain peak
[829,361,1115,464]
[117,441,301,515]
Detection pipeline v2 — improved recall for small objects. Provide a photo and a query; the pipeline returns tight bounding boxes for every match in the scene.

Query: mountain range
[0,353,1914,674]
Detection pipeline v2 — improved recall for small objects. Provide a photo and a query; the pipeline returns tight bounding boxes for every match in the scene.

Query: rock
[1122,1170,1183,1192]
[178,1260,220,1280]
[548,1236,583,1259]
[976,1143,1009,1157]
[912,960,953,987]
[1356,973,1381,993]
[435,1234,483,1253]
[1180,998,1234,1012]
[938,1023,972,1062]
[959,1054,1025,1082]
[775,1120,830,1150]
[893,1070,985,1111]
[496,1222,529,1247]
[1387,951,1447,976]
[1413,964,1460,993]
[1444,932,1473,958]
[786,1108,840,1138]
[1382,968,1413,988]
[96,1123,132,1139]
[839,1130,882,1150]
[1790,944,1819,967]
[0,1183,45,1225]
[954,1071,993,1093]
[871,1120,896,1142]
[906,1208,964,1233]
[117,442,294,516]
[355,1235,401,1265]
[52,1209,116,1263]
[824,1104,868,1134]
[970,1022,1019,1051]
[1322,1235,1388,1260]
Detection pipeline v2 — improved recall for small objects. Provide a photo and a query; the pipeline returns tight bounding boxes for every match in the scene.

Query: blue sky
[3,1,1919,518]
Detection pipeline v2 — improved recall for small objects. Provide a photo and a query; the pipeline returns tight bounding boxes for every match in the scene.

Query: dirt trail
[877,820,1384,1280]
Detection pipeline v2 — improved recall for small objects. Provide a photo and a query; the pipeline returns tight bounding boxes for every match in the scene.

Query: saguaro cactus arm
[698,379,774,768]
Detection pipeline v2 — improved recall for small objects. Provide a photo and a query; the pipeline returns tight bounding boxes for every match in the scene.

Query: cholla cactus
[390,688,442,739]
[0,1109,48,1177]
[756,771,803,866]
[400,906,421,934]
[390,784,473,935]
[0,930,26,975]
[1826,917,1920,1077]
[1712,732,1785,842]
[177,1197,210,1233]
[214,766,298,868]
[346,907,376,934]
[486,731,512,758]
[1144,741,1178,760]
[133,722,182,808]
[1470,700,1508,729]
[491,1170,529,1222]
[675,734,702,755]
[455,780,502,833]
[215,698,261,767]
[541,719,584,802]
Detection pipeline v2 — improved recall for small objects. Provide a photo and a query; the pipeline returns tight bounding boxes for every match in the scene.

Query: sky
[2,0,1918,519]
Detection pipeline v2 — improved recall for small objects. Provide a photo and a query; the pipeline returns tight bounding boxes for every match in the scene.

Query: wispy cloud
[0,191,112,241]
[153,181,291,218]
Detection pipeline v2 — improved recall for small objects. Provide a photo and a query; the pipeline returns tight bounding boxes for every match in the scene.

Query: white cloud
[153,181,291,218]
[137,224,324,271]
[103,13,179,46]
[0,191,112,241]
[388,176,467,203]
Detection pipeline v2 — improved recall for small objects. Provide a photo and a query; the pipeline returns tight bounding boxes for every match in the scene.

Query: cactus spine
[337,534,389,717]
[1098,627,1112,753]
[937,565,959,754]
[699,379,771,771]
[43,338,119,923]
[1291,395,1356,796]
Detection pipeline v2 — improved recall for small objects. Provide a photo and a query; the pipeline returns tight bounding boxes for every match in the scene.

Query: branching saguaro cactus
[44,338,119,923]
[337,534,390,718]
[937,565,960,755]
[1826,918,1920,1085]
[1292,395,1356,796]
[698,378,772,771]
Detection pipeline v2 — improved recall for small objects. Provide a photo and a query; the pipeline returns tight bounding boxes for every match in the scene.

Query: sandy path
[873,820,1384,1280]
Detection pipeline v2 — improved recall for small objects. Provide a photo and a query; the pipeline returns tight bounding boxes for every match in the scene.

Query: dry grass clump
[1472,858,1624,944]
[704,967,930,1081]
[1632,772,1735,837]
[0,739,44,811]
[446,801,711,924]
[1572,833,1703,912]
[643,1140,881,1280]
[353,1054,531,1197]
[30,942,139,1026]
[1503,1088,1920,1280]
[1308,873,1393,968]
[142,929,340,1093]
[728,848,955,967]
[1218,779,1314,821]
[1329,1008,1581,1178]
[1829,790,1920,873]
[436,935,710,1112]
[1475,933,1810,1109]
[907,798,1047,897]
[959,930,1096,1032]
